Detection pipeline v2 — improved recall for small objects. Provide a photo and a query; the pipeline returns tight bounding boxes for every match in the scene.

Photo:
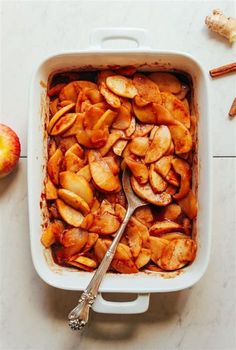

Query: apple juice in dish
[41,69,197,273]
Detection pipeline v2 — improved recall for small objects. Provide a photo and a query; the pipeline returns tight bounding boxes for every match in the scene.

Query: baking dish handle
[90,27,151,50]
[92,293,150,314]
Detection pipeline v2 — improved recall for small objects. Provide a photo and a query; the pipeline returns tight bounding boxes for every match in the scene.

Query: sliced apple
[168,121,193,154]
[100,199,115,215]
[88,150,120,192]
[155,156,173,178]
[76,130,93,148]
[99,131,123,156]
[174,83,190,100]
[83,232,99,252]
[166,169,180,187]
[76,164,91,181]
[56,199,84,227]
[45,176,58,200]
[162,203,182,221]
[94,238,111,262]
[83,104,105,129]
[149,126,159,140]
[65,143,84,158]
[135,248,151,269]
[112,104,132,129]
[133,73,161,104]
[161,92,190,128]
[47,103,75,133]
[59,81,97,102]
[50,113,77,136]
[85,88,104,104]
[149,164,167,193]
[63,151,84,172]
[103,156,119,175]
[70,255,97,269]
[129,137,149,157]
[48,139,57,159]
[41,221,64,248]
[165,184,177,195]
[106,75,137,98]
[131,176,172,206]
[62,228,88,248]
[113,139,128,156]
[133,101,157,123]
[100,83,121,108]
[58,189,90,215]
[126,216,149,246]
[47,148,63,185]
[63,113,84,137]
[177,190,198,219]
[125,156,149,185]
[49,98,59,116]
[133,123,154,137]
[171,158,191,200]
[149,72,181,93]
[158,238,197,271]
[149,236,169,264]
[88,128,109,148]
[134,95,150,107]
[114,203,126,222]
[48,83,66,97]
[145,125,171,163]
[89,212,120,234]
[125,223,142,258]
[166,141,175,155]
[112,243,138,273]
[59,171,93,206]
[58,135,78,152]
[149,220,183,236]
[125,116,136,137]
[90,198,100,213]
[152,103,176,125]
[134,206,154,228]
[93,109,117,130]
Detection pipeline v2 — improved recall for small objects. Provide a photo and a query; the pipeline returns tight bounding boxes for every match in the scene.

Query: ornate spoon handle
[68,206,134,330]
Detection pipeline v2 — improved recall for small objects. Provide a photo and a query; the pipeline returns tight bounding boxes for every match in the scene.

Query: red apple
[0,123,21,178]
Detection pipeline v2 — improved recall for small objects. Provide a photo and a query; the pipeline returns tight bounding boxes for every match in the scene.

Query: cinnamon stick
[229,97,236,117]
[209,62,236,77]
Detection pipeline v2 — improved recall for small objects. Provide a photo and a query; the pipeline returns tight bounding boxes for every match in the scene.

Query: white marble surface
[0,1,236,350]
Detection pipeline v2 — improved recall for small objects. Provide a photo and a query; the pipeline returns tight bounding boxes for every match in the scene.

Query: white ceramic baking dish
[28,28,212,314]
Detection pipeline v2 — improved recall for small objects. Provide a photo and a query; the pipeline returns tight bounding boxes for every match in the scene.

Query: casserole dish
[28,28,212,314]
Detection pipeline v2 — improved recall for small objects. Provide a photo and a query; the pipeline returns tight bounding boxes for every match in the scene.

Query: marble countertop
[0,1,235,349]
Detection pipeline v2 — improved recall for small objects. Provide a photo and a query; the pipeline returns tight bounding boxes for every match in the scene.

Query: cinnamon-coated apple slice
[99,131,123,156]
[155,156,173,178]
[168,121,192,154]
[149,220,183,236]
[88,212,120,234]
[114,203,126,222]
[59,171,93,206]
[145,125,171,163]
[98,71,121,108]
[133,73,162,104]
[94,238,111,262]
[47,103,75,133]
[131,176,172,206]
[112,104,132,130]
[76,164,91,181]
[83,233,99,252]
[113,139,128,156]
[148,72,181,93]
[62,228,88,249]
[47,148,63,185]
[62,113,84,137]
[177,190,198,219]
[83,104,105,129]
[132,101,157,123]
[161,92,190,128]
[50,113,77,136]
[133,123,154,137]
[125,116,136,137]
[166,169,180,187]
[125,156,149,185]
[129,137,149,157]
[59,81,97,102]
[171,158,191,200]
[63,151,84,172]
[65,143,84,158]
[126,216,150,246]
[162,203,182,221]
[160,232,186,241]
[158,238,197,271]
[125,223,142,258]
[45,176,58,200]
[149,236,169,264]
[56,199,84,227]
[149,164,168,193]
[112,243,138,274]
[68,256,97,271]
[135,248,151,269]
[58,189,90,215]
[106,75,137,98]
[88,150,120,192]
[41,220,64,248]
[93,109,117,130]
[134,206,154,228]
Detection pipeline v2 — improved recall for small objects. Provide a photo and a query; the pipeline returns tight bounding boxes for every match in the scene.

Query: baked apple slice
[68,256,97,271]
[133,101,157,123]
[59,171,93,206]
[88,150,120,192]
[131,176,172,206]
[129,137,149,157]
[126,216,150,246]
[135,248,151,269]
[56,199,84,227]
[171,158,191,200]
[99,131,123,156]
[63,151,84,172]
[58,189,90,215]
[45,176,58,200]
[168,121,192,154]
[145,125,171,163]
[149,236,169,264]
[149,221,183,235]
[149,164,168,193]
[93,109,117,130]
[161,92,190,128]
[125,116,136,137]
[88,212,120,234]
[148,72,181,93]
[113,140,128,156]
[47,103,75,133]
[76,164,91,181]
[62,228,88,249]
[162,203,182,221]
[41,220,64,248]
[47,148,63,185]
[177,190,198,219]
[125,156,149,185]
[133,73,162,104]
[106,75,137,98]
[155,156,173,178]
[50,113,77,136]
[158,238,197,271]
[112,104,132,130]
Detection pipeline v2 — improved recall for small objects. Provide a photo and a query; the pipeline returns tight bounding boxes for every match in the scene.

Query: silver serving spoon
[68,167,147,330]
